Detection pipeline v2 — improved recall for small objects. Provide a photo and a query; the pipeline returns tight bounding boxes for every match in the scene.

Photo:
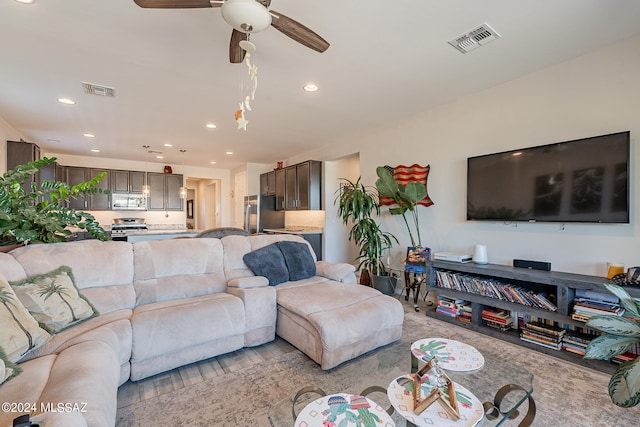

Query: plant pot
[0,242,24,253]
[359,269,371,286]
[371,274,397,295]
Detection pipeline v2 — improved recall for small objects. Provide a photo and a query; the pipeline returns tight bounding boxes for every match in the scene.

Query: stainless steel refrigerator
[243,195,285,233]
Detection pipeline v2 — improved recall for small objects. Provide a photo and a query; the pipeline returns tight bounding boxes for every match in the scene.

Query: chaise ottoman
[275,277,404,369]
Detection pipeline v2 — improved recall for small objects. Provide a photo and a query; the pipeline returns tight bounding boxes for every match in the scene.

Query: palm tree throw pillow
[0,346,22,385]
[10,266,99,334]
[0,274,51,362]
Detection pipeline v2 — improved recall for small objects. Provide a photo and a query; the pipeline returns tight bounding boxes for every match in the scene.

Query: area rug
[116,310,640,426]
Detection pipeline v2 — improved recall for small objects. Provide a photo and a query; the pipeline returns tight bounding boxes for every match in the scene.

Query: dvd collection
[434,270,557,311]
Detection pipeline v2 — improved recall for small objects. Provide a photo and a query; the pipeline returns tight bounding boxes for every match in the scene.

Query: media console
[425,260,640,374]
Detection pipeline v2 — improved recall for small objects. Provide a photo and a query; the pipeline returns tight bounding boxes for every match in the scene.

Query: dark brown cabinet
[89,168,110,210]
[147,172,183,211]
[165,174,183,210]
[281,161,321,210]
[66,167,89,210]
[7,140,40,194]
[66,167,110,210]
[111,170,145,194]
[260,171,276,195]
[39,161,64,203]
[275,168,286,211]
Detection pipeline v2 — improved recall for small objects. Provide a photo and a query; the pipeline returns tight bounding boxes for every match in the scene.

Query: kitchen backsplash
[146,224,187,230]
[285,210,325,229]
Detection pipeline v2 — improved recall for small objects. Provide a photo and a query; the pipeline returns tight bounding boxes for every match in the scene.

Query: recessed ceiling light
[226,151,233,155]
[156,155,164,159]
[209,161,217,165]
[14,0,35,4]
[58,98,75,105]
[303,83,318,92]
[164,143,173,147]
[83,133,95,138]
[206,123,217,129]
[90,149,100,153]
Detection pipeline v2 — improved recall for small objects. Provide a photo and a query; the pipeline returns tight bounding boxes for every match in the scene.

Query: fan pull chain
[234,35,258,131]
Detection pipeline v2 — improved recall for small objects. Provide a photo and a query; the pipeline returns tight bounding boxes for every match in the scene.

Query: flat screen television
[466,131,630,223]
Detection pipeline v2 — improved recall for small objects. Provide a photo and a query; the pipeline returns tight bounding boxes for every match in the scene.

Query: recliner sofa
[0,234,403,427]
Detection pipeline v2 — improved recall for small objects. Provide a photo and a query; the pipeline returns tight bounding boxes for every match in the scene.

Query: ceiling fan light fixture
[221,0,271,33]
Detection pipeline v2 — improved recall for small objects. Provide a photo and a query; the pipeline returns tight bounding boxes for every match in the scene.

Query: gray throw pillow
[243,243,290,286]
[278,241,316,281]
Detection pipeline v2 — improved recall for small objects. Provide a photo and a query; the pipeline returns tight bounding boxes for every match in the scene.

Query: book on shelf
[482,308,513,330]
[575,289,619,305]
[612,352,639,364]
[520,335,562,350]
[524,320,566,337]
[520,320,564,349]
[571,295,624,322]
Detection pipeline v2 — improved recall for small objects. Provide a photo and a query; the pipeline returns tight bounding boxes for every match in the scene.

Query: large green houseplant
[584,283,640,408]
[374,166,429,247]
[0,157,110,248]
[335,177,398,294]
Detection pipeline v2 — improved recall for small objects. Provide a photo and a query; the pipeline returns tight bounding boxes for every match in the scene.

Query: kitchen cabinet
[282,160,321,210]
[89,168,110,210]
[275,168,286,211]
[66,167,89,209]
[111,170,146,193]
[165,174,183,210]
[260,171,276,195]
[147,172,184,211]
[302,233,322,261]
[39,161,64,203]
[66,167,111,210]
[7,140,40,194]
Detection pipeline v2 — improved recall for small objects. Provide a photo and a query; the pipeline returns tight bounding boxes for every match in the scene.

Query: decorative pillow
[10,266,99,334]
[0,346,22,385]
[0,275,51,362]
[277,241,316,281]
[243,243,290,286]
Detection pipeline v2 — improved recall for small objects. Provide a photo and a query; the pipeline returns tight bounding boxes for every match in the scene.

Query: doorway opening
[186,178,221,231]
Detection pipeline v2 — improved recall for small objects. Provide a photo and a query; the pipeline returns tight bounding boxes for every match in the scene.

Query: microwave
[112,193,147,210]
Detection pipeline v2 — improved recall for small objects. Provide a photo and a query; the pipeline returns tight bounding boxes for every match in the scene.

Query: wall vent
[448,23,501,54]
[82,82,115,97]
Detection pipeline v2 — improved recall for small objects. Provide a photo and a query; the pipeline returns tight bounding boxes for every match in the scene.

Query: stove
[111,218,147,241]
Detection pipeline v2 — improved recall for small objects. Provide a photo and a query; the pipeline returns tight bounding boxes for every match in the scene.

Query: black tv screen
[467,131,630,223]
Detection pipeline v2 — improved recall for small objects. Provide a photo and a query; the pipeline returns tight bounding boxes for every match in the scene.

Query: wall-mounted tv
[466,131,630,223]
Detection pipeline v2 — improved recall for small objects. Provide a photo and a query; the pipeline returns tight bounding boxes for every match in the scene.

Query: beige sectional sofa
[0,234,403,427]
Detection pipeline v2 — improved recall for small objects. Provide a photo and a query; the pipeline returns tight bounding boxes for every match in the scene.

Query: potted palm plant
[0,157,110,250]
[335,176,398,294]
[374,166,430,248]
[584,283,640,408]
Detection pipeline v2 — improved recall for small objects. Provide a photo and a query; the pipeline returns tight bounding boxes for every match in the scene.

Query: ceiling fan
[133,0,330,63]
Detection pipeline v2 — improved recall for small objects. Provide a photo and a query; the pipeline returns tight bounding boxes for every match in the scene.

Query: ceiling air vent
[448,23,501,54]
[82,82,115,97]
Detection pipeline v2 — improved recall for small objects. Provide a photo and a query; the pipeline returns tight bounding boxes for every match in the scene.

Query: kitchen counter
[263,227,323,260]
[263,227,323,235]
[125,229,198,243]
[126,229,199,236]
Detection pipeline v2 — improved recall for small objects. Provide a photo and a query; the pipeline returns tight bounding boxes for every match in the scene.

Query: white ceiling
[2,0,640,170]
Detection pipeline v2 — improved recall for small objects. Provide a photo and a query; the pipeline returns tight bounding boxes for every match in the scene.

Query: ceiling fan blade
[229,29,248,63]
[270,10,329,53]
[133,0,221,8]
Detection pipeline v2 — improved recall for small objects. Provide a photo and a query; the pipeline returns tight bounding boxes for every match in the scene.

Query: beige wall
[289,34,640,276]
